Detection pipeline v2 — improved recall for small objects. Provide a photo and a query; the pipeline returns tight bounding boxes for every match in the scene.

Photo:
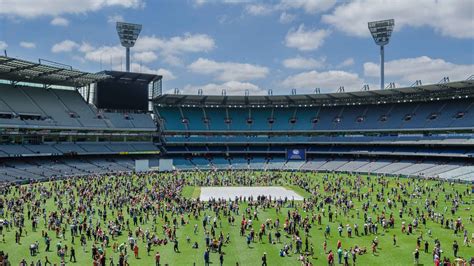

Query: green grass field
[0,171,472,266]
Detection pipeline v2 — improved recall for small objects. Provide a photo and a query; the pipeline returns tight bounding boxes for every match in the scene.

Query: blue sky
[0,0,473,95]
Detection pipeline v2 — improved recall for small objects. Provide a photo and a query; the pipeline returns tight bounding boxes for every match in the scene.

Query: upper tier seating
[157,99,474,132]
[0,84,155,130]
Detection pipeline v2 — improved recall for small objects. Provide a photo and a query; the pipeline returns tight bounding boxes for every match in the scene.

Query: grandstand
[0,55,473,183]
[0,56,160,183]
[154,79,474,182]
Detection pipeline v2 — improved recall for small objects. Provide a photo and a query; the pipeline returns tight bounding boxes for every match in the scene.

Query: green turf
[181,186,201,199]
[0,171,472,266]
[283,185,311,199]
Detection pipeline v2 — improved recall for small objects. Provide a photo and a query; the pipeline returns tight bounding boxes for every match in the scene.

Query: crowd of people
[0,170,472,265]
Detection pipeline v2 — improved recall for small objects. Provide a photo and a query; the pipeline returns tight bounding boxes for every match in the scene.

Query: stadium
[0,3,473,266]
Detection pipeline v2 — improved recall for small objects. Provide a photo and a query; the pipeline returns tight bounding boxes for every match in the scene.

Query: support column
[126,47,130,72]
[380,45,384,90]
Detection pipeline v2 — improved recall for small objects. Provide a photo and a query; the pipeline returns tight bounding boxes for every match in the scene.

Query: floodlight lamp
[116,22,142,72]
[116,22,142,48]
[368,19,395,46]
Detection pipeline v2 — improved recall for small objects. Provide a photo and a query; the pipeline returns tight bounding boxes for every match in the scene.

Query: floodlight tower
[116,22,142,72]
[368,19,394,89]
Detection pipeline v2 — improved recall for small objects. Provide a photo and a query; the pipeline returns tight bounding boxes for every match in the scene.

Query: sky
[0,0,473,95]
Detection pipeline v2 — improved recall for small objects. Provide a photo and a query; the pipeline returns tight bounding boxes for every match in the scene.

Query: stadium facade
[0,55,473,183]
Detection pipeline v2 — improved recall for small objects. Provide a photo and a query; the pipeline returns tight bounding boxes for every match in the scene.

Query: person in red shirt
[133,244,139,259]
[155,251,160,266]
[327,250,334,266]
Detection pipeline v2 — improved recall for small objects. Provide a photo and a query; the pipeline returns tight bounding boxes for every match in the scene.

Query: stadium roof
[99,70,162,84]
[0,56,109,87]
[154,79,474,107]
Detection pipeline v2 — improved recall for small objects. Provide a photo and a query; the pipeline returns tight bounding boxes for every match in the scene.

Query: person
[261,252,267,266]
[327,250,334,266]
[70,246,76,262]
[133,243,139,259]
[279,249,285,257]
[174,239,179,253]
[413,248,419,265]
[453,240,459,258]
[219,252,224,266]
[45,237,50,252]
[147,240,152,256]
[337,247,343,264]
[343,249,349,266]
[44,256,51,266]
[393,234,396,246]
[424,241,429,253]
[351,248,356,265]
[325,225,331,238]
[204,249,210,266]
[155,251,160,266]
[30,242,37,256]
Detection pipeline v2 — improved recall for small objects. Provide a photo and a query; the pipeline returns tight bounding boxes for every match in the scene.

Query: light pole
[116,22,142,72]
[368,19,394,90]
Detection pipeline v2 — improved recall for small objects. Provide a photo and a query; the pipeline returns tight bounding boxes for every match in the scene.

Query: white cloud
[180,81,265,95]
[194,0,250,6]
[82,45,123,63]
[279,12,295,24]
[50,17,69,26]
[193,0,207,5]
[322,0,473,39]
[129,63,176,80]
[50,39,176,79]
[136,34,215,53]
[0,0,144,18]
[278,0,336,14]
[188,58,269,82]
[337,58,354,68]
[285,24,331,51]
[245,4,274,15]
[72,56,86,63]
[0,41,8,50]
[244,0,335,17]
[51,40,78,53]
[282,56,326,70]
[135,33,215,65]
[364,56,474,85]
[133,51,158,63]
[78,42,94,53]
[52,32,214,68]
[282,70,363,91]
[20,41,36,49]
[156,68,176,81]
[107,14,124,24]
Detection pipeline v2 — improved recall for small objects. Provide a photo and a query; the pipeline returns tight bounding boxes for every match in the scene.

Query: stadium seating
[0,156,139,183]
[1,77,473,184]
[157,99,474,132]
[0,142,159,157]
[166,156,473,181]
[0,84,155,130]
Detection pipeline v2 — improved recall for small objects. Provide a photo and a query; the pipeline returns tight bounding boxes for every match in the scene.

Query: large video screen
[95,80,148,111]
